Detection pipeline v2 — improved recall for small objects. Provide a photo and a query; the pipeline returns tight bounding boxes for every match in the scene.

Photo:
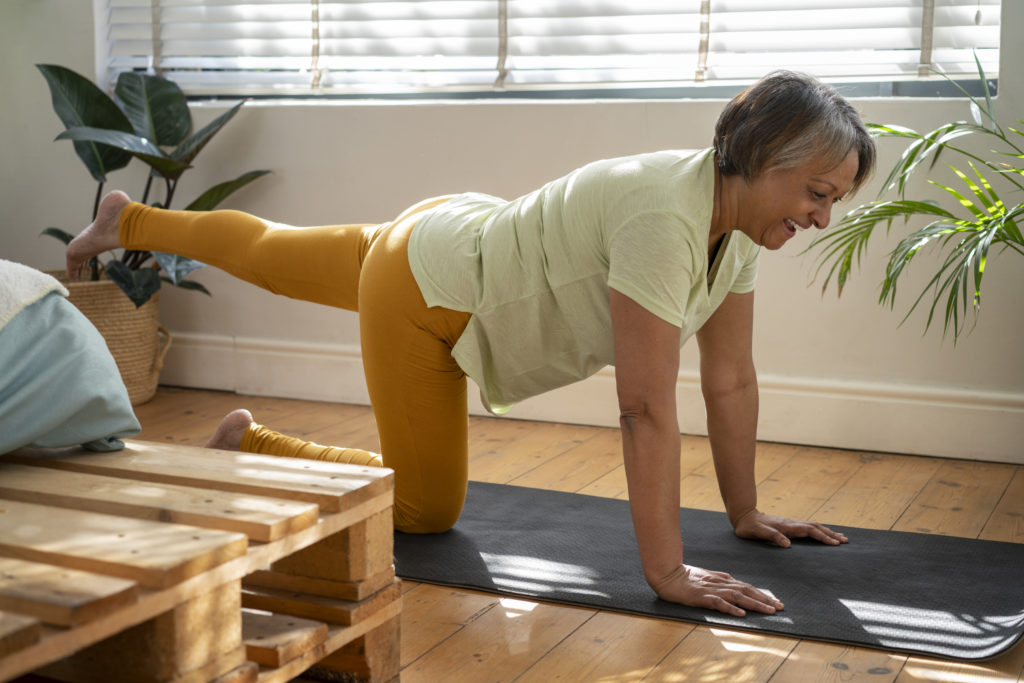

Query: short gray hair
[713,71,875,195]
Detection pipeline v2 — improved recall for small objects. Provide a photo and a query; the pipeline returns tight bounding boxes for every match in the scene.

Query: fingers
[739,512,849,547]
[684,566,784,618]
[703,584,783,617]
[784,521,849,545]
[766,526,791,548]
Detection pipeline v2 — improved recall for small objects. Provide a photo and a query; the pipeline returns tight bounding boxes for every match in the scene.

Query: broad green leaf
[106,260,162,307]
[152,252,205,285]
[115,72,191,146]
[56,127,191,178]
[171,101,246,166]
[184,170,272,211]
[37,64,133,182]
[41,227,75,245]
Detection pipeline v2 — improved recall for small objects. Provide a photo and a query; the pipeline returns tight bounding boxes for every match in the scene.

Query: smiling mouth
[784,218,810,236]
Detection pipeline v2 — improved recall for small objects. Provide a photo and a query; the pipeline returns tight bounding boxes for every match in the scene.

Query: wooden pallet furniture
[0,440,399,683]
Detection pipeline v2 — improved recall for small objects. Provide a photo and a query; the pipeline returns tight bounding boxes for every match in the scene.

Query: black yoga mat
[394,481,1024,661]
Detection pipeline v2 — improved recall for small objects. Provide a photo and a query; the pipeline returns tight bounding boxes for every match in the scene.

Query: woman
[67,71,874,618]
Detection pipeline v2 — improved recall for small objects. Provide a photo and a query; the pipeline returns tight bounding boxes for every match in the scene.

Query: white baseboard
[161,332,1024,464]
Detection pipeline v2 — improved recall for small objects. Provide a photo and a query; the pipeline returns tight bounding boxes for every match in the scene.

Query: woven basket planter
[49,272,171,406]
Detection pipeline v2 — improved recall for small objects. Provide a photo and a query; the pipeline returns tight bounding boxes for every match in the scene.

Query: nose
[811,204,832,230]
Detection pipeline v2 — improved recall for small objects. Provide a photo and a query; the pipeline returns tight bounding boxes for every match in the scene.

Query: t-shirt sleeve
[606,212,696,328]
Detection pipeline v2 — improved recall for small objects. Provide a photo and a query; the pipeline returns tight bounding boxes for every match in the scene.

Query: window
[96,0,1001,98]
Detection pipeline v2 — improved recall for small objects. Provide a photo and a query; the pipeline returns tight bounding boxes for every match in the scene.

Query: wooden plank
[312,614,401,682]
[646,625,796,682]
[241,580,401,627]
[41,645,249,683]
[749,445,865,520]
[0,499,247,589]
[769,640,905,682]
[980,468,1024,543]
[0,610,40,658]
[813,453,941,530]
[433,597,597,678]
[211,661,259,683]
[678,441,798,512]
[516,611,691,682]
[254,598,402,683]
[508,429,623,493]
[0,557,137,627]
[893,460,1016,537]
[244,568,395,602]
[38,579,243,683]
[271,509,393,583]
[468,420,597,484]
[2,440,393,514]
[896,638,1024,683]
[399,583,500,668]
[399,596,592,682]
[575,434,733,501]
[242,609,328,667]
[133,389,248,439]
[0,463,319,543]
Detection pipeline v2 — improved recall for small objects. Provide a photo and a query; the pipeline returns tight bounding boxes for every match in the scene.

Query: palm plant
[38,64,270,306]
[805,58,1023,343]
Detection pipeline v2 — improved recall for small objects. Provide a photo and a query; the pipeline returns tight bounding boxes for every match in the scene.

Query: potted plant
[38,64,270,403]
[805,57,1023,344]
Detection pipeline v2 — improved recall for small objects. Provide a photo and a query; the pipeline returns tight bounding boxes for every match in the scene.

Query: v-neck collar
[707,231,732,290]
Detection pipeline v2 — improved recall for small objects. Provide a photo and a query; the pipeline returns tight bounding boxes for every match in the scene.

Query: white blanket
[0,259,67,331]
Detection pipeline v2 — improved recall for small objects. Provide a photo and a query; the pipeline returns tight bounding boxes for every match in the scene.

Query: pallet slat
[0,610,40,658]
[0,557,138,627]
[3,441,392,514]
[0,463,319,543]
[244,568,395,602]
[250,600,402,683]
[0,500,247,589]
[241,581,402,627]
[241,609,328,667]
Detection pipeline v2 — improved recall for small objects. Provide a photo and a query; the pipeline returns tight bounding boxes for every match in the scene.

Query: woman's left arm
[696,290,848,547]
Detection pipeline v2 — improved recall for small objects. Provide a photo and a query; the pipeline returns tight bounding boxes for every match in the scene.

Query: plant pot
[49,271,172,405]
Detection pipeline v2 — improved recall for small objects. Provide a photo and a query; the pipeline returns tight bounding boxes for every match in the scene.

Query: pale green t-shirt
[408,147,761,414]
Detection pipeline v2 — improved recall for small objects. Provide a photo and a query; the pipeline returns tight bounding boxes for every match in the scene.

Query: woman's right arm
[610,287,783,617]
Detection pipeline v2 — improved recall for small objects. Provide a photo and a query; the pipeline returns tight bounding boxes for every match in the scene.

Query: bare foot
[205,409,255,451]
[66,190,132,280]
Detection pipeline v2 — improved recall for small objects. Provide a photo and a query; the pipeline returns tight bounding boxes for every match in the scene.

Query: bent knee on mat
[394,505,461,534]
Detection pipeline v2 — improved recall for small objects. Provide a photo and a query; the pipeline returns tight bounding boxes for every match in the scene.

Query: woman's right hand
[650,564,784,617]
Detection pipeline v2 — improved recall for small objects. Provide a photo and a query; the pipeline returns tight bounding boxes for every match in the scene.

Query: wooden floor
[134,386,1024,683]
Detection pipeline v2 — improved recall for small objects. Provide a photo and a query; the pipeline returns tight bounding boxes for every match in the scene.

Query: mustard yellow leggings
[119,197,471,533]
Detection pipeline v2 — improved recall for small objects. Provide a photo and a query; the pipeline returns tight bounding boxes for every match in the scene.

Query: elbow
[618,398,676,435]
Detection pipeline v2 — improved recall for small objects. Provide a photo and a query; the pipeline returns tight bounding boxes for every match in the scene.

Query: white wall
[3,0,1022,463]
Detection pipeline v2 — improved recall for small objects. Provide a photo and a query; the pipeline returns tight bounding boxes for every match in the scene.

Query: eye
[810,190,827,200]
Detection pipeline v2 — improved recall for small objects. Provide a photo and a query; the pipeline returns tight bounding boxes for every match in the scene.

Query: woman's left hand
[732,509,848,547]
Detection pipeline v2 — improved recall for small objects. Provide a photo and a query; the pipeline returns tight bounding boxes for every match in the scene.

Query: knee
[393,500,461,534]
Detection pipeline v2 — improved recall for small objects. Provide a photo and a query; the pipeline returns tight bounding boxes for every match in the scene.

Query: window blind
[97,0,1001,97]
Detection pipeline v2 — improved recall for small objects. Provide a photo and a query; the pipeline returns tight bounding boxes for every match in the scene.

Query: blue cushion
[0,291,140,453]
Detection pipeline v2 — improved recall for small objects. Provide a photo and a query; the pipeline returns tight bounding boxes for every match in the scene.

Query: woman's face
[737,148,859,250]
